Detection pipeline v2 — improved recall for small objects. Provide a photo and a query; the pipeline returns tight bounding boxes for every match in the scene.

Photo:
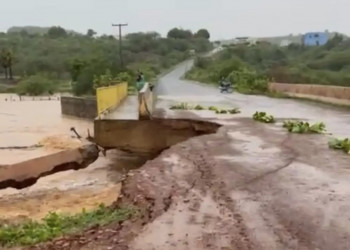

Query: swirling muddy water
[0,94,150,221]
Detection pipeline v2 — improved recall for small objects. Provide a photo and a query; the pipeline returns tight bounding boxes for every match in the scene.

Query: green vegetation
[253,112,275,123]
[186,56,269,95]
[169,103,240,114]
[329,138,350,154]
[283,120,326,134]
[186,34,350,94]
[208,106,241,114]
[0,205,134,247]
[170,102,191,110]
[0,26,212,96]
[194,104,205,110]
[16,74,57,96]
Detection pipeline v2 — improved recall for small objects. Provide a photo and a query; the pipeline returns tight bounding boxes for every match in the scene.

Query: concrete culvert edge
[0,144,100,190]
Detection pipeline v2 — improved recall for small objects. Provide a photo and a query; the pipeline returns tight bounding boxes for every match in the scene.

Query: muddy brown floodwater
[0,94,152,222]
[0,94,92,164]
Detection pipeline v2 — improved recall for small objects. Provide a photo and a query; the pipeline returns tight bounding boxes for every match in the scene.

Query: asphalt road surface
[156,60,350,138]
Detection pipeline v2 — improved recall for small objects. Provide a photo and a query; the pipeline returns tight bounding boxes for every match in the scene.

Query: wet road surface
[156,60,350,138]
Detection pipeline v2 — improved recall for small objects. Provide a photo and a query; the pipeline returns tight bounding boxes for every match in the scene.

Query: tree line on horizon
[0,26,212,95]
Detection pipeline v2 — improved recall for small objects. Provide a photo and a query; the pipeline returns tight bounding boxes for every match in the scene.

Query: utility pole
[112,23,128,68]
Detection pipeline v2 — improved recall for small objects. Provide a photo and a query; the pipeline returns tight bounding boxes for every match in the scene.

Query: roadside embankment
[269,82,350,106]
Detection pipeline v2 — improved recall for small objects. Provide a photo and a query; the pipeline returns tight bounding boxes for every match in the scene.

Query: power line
[112,23,128,68]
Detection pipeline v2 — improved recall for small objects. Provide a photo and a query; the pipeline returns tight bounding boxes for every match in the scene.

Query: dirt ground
[24,117,350,250]
[0,149,152,223]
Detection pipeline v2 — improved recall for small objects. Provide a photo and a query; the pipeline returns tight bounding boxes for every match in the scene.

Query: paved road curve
[156,60,350,138]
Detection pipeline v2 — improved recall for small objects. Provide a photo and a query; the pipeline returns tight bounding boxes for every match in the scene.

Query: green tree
[167,28,193,39]
[325,34,344,50]
[69,59,87,81]
[0,49,14,79]
[0,49,9,79]
[86,29,97,38]
[195,29,210,40]
[48,26,67,39]
[17,75,55,95]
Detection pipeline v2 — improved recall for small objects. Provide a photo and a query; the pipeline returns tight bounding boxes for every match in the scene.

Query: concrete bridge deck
[103,96,139,120]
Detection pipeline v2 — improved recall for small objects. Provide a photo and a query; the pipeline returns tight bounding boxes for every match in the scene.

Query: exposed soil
[0,150,151,223]
[21,118,350,250]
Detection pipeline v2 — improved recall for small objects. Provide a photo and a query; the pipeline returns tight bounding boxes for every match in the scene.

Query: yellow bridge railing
[96,82,128,116]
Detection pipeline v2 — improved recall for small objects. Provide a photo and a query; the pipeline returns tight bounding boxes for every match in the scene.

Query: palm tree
[0,49,14,80]
[0,49,8,79]
[6,50,14,80]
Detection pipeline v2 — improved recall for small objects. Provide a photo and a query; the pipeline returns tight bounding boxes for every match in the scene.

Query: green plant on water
[194,105,205,110]
[253,112,275,123]
[328,138,350,154]
[0,204,134,247]
[169,102,191,110]
[208,106,219,112]
[283,120,326,134]
[215,108,241,114]
[228,108,241,114]
[215,109,228,114]
[209,106,240,115]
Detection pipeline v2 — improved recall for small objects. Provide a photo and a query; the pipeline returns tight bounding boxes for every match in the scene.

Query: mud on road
[26,118,350,250]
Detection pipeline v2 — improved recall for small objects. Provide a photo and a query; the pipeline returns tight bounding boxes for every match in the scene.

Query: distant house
[232,37,256,45]
[280,39,292,47]
[303,32,329,46]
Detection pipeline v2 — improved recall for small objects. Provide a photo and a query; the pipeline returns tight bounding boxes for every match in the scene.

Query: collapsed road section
[0,117,220,190]
[0,144,99,189]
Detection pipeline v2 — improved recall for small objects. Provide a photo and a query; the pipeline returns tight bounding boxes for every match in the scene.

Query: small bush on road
[253,112,275,123]
[283,120,326,134]
[329,138,350,154]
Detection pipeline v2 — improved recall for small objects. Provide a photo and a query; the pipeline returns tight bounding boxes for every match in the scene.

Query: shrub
[283,120,326,134]
[253,112,275,123]
[16,75,56,96]
[170,102,191,110]
[329,138,350,154]
[194,105,205,110]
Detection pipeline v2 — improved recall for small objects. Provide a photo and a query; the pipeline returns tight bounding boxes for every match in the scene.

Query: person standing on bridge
[136,71,145,91]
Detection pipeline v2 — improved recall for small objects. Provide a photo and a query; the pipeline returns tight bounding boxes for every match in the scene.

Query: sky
[0,0,349,40]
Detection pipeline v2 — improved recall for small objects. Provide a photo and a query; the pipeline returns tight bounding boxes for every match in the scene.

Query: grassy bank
[0,204,134,247]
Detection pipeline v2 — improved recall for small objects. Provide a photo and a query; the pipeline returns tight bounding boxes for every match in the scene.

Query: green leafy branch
[253,112,275,123]
[283,120,326,134]
[329,138,350,154]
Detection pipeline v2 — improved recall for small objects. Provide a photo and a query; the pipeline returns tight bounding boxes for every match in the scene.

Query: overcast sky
[0,0,349,40]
